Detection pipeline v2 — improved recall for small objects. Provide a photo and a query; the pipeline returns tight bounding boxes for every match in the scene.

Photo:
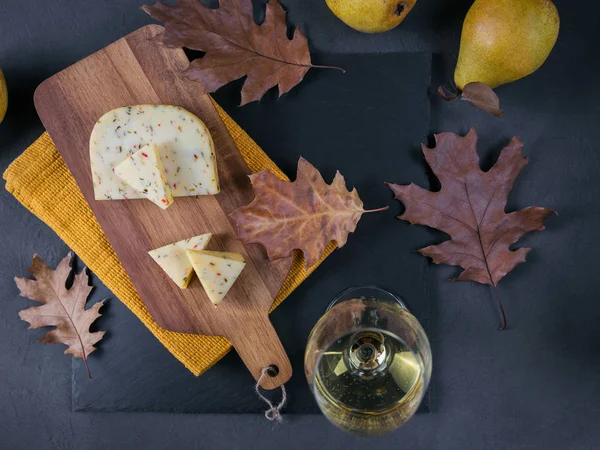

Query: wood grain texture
[33,25,293,389]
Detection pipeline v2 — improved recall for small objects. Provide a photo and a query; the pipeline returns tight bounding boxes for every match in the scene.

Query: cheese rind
[114,143,173,209]
[148,234,212,288]
[186,250,246,305]
[90,104,219,200]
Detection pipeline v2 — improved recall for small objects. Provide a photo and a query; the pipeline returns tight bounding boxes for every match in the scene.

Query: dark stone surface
[71,52,433,413]
[1,0,599,449]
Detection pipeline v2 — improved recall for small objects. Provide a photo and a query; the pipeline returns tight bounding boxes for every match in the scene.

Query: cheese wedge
[90,104,219,201]
[148,234,212,288]
[114,143,173,209]
[186,250,246,305]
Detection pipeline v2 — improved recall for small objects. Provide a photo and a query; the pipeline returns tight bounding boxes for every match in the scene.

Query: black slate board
[72,53,433,413]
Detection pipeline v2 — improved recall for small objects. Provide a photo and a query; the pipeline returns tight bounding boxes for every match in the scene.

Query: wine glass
[304,285,432,436]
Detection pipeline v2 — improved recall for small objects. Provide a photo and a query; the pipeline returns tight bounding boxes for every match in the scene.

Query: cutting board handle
[228,314,292,390]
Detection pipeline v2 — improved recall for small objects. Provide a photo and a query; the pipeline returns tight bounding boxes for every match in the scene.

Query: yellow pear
[454,0,559,90]
[326,0,417,34]
[0,69,7,124]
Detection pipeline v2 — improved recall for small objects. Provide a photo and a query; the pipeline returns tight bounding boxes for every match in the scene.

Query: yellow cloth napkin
[3,100,334,376]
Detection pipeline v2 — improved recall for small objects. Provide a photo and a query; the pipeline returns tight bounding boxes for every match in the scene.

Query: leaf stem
[308,64,346,73]
[83,355,92,380]
[364,206,390,213]
[463,184,506,331]
[45,256,94,378]
[489,286,507,331]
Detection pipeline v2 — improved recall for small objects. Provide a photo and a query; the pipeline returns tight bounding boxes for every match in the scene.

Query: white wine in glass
[304,286,432,436]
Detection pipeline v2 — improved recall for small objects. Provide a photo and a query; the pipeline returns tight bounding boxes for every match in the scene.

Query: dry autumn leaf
[142,0,344,106]
[387,128,555,329]
[230,157,388,268]
[14,253,105,378]
[460,82,503,117]
[438,82,503,117]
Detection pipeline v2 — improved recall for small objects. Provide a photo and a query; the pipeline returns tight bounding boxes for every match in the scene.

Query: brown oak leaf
[387,128,555,328]
[142,0,344,106]
[231,157,388,268]
[15,253,105,379]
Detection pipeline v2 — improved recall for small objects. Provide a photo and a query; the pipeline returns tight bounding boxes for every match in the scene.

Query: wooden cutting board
[33,25,293,390]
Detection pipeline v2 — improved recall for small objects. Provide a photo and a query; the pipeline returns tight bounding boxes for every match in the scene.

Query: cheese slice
[114,143,173,209]
[90,104,219,201]
[186,250,246,305]
[148,234,212,288]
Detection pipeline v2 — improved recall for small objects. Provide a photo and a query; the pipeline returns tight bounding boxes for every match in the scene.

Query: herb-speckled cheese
[114,143,173,209]
[148,234,212,288]
[186,250,246,305]
[90,104,219,200]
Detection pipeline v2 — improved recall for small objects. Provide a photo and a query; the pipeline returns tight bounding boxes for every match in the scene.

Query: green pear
[0,69,7,124]
[454,0,559,90]
[326,0,417,34]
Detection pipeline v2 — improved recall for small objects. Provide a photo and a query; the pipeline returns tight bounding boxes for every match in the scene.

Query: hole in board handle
[266,365,279,377]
